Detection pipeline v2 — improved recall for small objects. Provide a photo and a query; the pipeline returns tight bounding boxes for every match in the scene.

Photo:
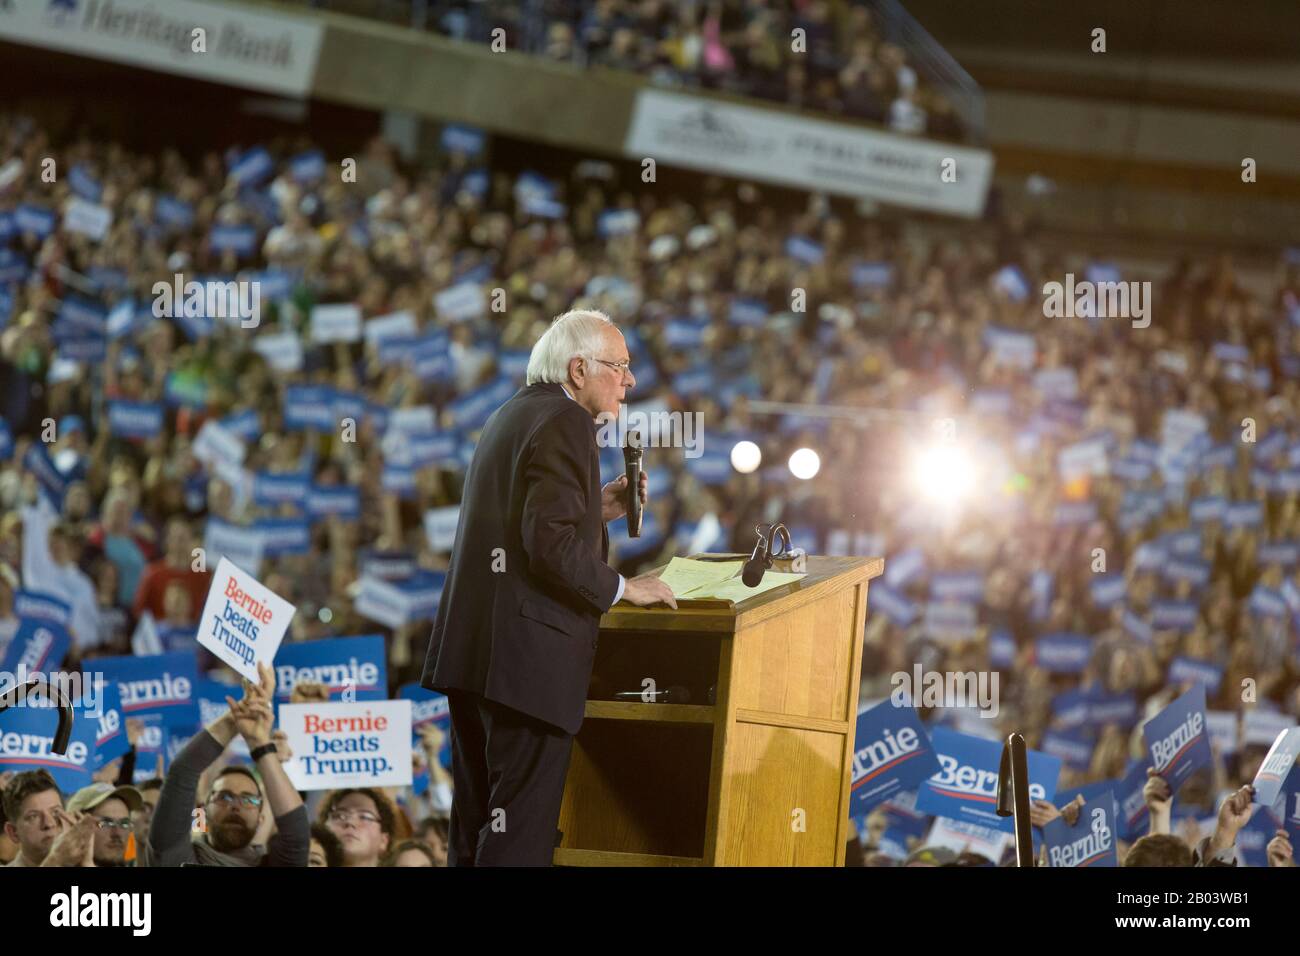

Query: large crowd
[0,99,1298,866]
[302,0,968,140]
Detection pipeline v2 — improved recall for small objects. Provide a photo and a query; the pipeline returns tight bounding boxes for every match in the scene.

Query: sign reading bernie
[197,558,295,683]
[280,700,412,791]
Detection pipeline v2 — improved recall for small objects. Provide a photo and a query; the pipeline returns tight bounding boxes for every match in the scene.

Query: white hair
[525,309,615,386]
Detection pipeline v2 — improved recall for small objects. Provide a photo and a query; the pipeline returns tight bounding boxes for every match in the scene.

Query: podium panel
[554,554,884,867]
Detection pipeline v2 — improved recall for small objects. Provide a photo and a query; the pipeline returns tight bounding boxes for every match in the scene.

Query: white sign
[423,506,461,553]
[192,420,246,469]
[252,331,304,372]
[433,282,485,322]
[352,576,412,629]
[0,0,323,97]
[310,303,362,344]
[63,197,112,241]
[365,310,417,346]
[926,816,1011,862]
[197,557,295,683]
[280,700,413,790]
[624,89,993,218]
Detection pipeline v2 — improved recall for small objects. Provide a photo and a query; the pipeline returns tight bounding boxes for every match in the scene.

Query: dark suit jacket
[420,382,622,734]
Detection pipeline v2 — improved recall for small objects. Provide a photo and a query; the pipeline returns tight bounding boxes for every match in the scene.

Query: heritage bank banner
[0,0,323,97]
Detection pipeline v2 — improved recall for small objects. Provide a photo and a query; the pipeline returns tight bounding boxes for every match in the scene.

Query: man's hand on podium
[621,573,678,609]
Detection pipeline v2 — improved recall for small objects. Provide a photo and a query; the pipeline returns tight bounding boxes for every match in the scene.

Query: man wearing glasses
[143,663,308,866]
[422,309,677,866]
[65,782,144,867]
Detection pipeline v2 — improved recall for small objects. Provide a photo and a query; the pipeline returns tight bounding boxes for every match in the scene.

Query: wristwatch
[249,742,278,762]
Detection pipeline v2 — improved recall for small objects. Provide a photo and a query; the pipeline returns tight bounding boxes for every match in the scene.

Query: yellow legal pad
[656,557,806,602]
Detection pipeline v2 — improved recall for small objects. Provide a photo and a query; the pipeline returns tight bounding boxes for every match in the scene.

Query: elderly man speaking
[421,309,677,866]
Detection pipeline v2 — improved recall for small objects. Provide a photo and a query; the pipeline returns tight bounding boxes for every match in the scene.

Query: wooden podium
[553,554,884,867]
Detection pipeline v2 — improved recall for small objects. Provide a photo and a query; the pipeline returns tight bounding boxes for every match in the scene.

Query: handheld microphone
[624,429,643,538]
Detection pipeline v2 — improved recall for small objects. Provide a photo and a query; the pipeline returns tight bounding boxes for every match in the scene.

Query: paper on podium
[658,557,744,598]
[656,557,806,602]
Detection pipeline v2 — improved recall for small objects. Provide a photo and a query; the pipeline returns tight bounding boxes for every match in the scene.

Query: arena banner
[197,557,295,684]
[279,699,413,791]
[624,89,993,218]
[0,0,323,97]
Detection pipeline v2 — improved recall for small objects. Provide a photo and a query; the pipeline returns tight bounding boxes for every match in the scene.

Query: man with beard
[144,663,308,866]
[65,782,144,866]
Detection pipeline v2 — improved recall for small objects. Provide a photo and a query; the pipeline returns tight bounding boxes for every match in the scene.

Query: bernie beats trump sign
[280,700,412,791]
[198,557,295,683]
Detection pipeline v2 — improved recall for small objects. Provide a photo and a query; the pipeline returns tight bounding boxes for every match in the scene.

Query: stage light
[731,440,761,473]
[913,442,975,502]
[788,447,820,480]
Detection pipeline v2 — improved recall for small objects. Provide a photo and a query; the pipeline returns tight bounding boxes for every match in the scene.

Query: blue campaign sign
[89,681,130,769]
[1057,779,1119,813]
[25,443,68,508]
[307,484,361,521]
[399,683,451,771]
[929,571,985,602]
[13,591,72,630]
[155,194,195,230]
[289,150,326,183]
[989,629,1016,670]
[1051,689,1090,730]
[1252,726,1300,809]
[1087,692,1139,731]
[445,375,515,431]
[91,652,199,728]
[107,400,164,439]
[253,470,310,508]
[1090,574,1127,607]
[849,700,942,815]
[441,124,485,156]
[728,297,767,328]
[1115,761,1151,842]
[883,548,926,588]
[684,447,733,487]
[1151,599,1199,631]
[254,517,311,557]
[1041,729,1094,771]
[284,385,335,431]
[0,705,98,793]
[917,728,1061,833]
[1236,805,1281,867]
[1034,633,1092,674]
[228,146,274,186]
[1143,684,1211,792]
[272,635,387,704]
[209,224,258,257]
[1167,656,1224,693]
[1043,793,1118,867]
[0,619,71,674]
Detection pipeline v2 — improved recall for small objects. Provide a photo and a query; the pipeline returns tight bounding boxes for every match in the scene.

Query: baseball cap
[66,782,144,815]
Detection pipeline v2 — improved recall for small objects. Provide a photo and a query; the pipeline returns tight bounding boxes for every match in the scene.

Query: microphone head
[741,559,764,588]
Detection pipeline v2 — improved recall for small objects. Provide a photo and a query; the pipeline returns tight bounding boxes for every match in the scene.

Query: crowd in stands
[303,0,968,139]
[0,105,1298,866]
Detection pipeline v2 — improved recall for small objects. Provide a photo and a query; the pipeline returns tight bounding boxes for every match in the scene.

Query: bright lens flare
[730,440,762,474]
[914,443,975,502]
[788,447,821,480]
